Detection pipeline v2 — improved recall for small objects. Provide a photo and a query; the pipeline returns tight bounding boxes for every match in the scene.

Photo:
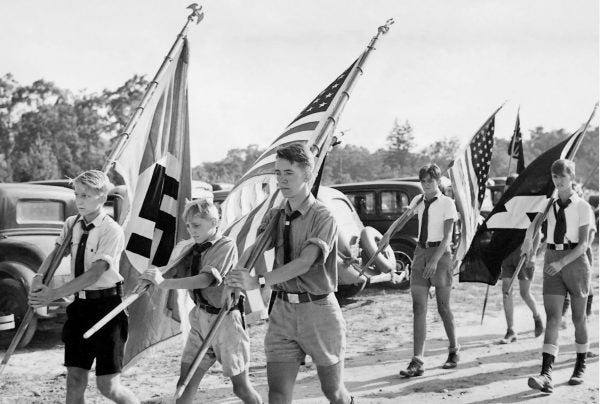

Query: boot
[528,352,554,393]
[568,353,586,385]
[533,315,544,338]
[399,357,424,378]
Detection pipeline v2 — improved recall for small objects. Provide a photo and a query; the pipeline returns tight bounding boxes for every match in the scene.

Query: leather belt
[197,302,242,315]
[76,282,123,300]
[548,243,578,251]
[275,291,329,304]
[418,241,441,249]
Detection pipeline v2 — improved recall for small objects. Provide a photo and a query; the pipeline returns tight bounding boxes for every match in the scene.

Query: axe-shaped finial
[187,3,204,24]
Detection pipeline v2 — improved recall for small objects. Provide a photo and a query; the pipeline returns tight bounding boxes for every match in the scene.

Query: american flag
[449,111,497,262]
[220,60,358,229]
[507,111,525,174]
[220,59,360,317]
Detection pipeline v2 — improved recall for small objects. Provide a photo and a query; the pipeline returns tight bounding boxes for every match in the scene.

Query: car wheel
[0,278,37,348]
[360,227,396,274]
[391,244,414,290]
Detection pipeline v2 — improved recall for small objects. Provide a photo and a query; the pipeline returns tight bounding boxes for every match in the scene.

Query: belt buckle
[556,244,564,251]
[77,291,86,299]
[287,293,300,304]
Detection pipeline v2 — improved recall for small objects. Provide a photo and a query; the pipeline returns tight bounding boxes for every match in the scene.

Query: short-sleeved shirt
[57,213,124,290]
[261,193,338,295]
[169,233,237,308]
[546,193,591,244]
[410,191,458,243]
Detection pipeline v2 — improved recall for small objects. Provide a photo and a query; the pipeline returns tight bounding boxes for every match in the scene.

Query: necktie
[190,241,213,304]
[283,211,302,264]
[190,241,213,276]
[418,197,437,246]
[74,221,95,277]
[553,199,571,244]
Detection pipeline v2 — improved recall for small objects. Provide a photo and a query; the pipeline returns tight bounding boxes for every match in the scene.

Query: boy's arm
[29,260,109,308]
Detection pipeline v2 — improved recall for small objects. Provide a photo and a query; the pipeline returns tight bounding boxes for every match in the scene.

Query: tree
[384,119,415,175]
[420,137,461,169]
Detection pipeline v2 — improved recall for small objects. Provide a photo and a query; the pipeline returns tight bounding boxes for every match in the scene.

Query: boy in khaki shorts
[141,200,262,404]
[226,143,353,404]
[523,159,592,393]
[400,163,459,378]
[499,174,544,344]
[29,170,138,404]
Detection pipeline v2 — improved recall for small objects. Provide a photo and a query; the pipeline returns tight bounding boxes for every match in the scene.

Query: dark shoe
[500,329,517,344]
[586,351,598,359]
[568,353,587,385]
[399,358,424,378]
[533,315,544,338]
[442,349,460,369]
[528,374,553,393]
[528,352,554,393]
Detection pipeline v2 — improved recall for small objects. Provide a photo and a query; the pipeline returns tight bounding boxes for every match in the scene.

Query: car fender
[0,239,45,273]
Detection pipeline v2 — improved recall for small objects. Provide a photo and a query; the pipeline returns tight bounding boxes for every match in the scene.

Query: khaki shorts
[543,250,591,298]
[501,248,535,281]
[181,305,250,377]
[265,293,346,366]
[411,246,453,288]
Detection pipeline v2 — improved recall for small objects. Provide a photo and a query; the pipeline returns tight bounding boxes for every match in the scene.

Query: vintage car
[0,183,78,347]
[212,186,399,298]
[331,180,423,288]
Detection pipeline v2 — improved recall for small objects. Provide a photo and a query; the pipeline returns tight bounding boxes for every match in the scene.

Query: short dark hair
[276,143,315,173]
[418,163,442,181]
[551,159,575,178]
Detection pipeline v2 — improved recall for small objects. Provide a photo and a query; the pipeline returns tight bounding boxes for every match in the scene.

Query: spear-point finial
[187,3,204,24]
[378,18,395,35]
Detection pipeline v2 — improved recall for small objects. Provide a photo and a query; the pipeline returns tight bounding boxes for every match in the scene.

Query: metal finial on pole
[378,18,395,35]
[186,3,204,24]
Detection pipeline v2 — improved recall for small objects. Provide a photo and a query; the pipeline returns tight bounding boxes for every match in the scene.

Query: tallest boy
[226,143,353,404]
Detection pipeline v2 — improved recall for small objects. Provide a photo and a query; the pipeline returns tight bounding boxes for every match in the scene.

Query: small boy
[522,159,592,393]
[140,199,262,404]
[29,170,138,404]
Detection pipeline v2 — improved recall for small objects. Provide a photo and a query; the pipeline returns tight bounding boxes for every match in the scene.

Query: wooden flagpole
[505,102,599,295]
[481,106,520,324]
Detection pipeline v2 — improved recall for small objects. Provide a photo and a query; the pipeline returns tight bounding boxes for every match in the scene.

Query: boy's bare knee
[67,369,88,392]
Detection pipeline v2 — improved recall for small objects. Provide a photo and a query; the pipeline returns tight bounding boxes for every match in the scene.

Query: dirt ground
[1,245,598,404]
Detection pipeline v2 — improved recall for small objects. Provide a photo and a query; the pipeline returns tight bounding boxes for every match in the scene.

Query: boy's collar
[282,193,314,216]
[78,211,106,227]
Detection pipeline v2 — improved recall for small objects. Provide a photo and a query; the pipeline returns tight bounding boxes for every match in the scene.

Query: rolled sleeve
[199,265,223,286]
[91,223,124,271]
[302,237,331,265]
[202,238,238,279]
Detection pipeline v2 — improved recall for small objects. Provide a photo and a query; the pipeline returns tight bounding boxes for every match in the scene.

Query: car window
[17,200,64,223]
[346,192,376,215]
[381,190,409,215]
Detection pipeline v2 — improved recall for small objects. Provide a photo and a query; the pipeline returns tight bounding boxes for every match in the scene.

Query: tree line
[1,75,597,190]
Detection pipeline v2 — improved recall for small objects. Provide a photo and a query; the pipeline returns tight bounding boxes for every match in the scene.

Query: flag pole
[308,18,394,189]
[103,3,204,172]
[481,106,520,324]
[506,102,599,295]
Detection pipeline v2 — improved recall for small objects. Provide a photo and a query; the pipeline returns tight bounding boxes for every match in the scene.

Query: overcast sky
[1,0,598,166]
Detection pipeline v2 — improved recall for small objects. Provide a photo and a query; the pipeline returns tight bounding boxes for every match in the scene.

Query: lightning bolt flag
[459,127,586,285]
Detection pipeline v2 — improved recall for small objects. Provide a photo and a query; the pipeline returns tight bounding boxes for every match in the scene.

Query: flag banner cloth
[448,113,496,263]
[109,39,192,367]
[508,112,525,174]
[221,59,360,316]
[459,128,585,285]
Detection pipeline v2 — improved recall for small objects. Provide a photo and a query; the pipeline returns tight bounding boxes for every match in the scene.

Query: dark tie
[553,199,571,244]
[418,197,437,246]
[190,241,213,304]
[190,241,213,276]
[283,211,302,264]
[74,222,95,277]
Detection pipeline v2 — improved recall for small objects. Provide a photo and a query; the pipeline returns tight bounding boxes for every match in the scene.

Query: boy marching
[29,170,138,404]
[400,163,460,378]
[523,159,593,393]
[226,143,353,404]
[140,199,262,404]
